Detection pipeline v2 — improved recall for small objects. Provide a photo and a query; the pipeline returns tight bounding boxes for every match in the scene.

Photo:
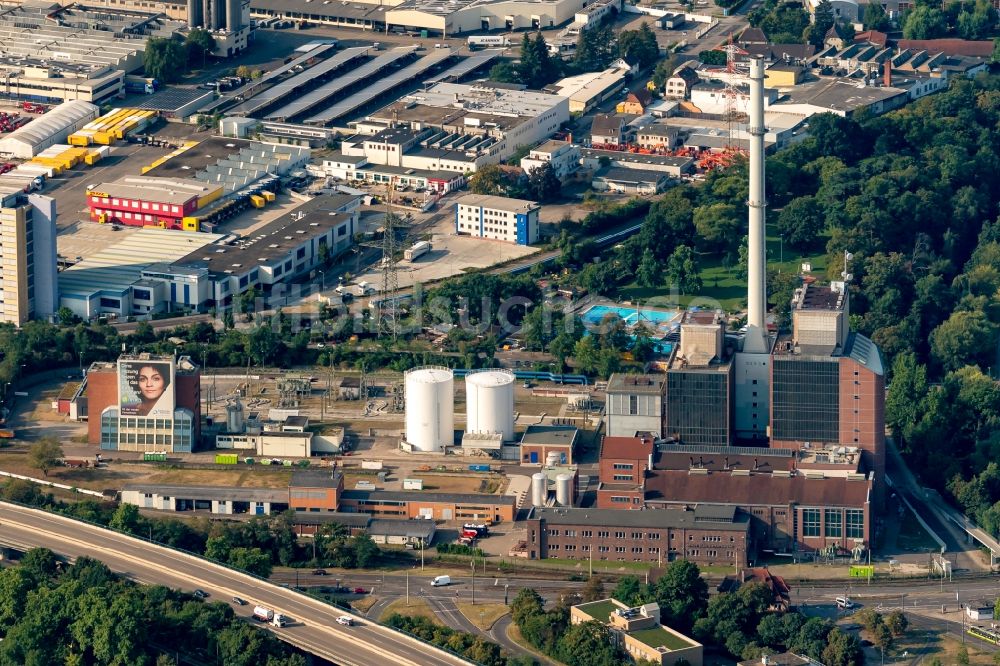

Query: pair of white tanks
[403,367,515,452]
[532,471,573,507]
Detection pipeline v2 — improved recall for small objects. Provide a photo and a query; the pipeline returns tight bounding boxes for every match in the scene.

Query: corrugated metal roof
[0,100,98,153]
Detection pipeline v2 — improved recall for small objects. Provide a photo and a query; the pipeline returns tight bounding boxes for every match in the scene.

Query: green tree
[228,547,273,577]
[665,245,702,294]
[351,533,379,568]
[573,335,600,374]
[511,588,545,626]
[958,645,971,665]
[222,308,235,330]
[109,502,141,535]
[652,559,708,633]
[0,567,34,631]
[957,0,996,40]
[57,306,79,326]
[28,436,63,477]
[902,5,948,39]
[636,248,659,288]
[652,55,678,89]
[184,29,216,68]
[469,164,510,196]
[931,308,997,372]
[144,37,188,83]
[822,627,863,666]
[556,620,622,666]
[775,195,826,250]
[19,548,59,583]
[581,576,605,602]
[612,576,649,606]
[618,23,660,70]
[872,622,894,651]
[885,610,908,636]
[809,0,835,47]
[885,352,928,439]
[693,202,741,257]
[863,0,890,29]
[526,162,562,202]
[488,61,520,84]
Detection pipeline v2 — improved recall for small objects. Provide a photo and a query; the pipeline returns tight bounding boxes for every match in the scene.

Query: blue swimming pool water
[581,305,677,326]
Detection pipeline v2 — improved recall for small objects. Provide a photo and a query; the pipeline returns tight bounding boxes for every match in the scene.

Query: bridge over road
[0,502,472,666]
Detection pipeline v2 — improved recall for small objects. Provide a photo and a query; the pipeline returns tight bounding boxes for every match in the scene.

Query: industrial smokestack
[744,56,768,354]
[883,59,891,87]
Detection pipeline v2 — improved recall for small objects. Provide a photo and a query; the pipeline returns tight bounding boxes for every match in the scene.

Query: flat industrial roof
[341,489,516,506]
[89,176,220,205]
[123,483,289,502]
[520,425,578,447]
[59,228,223,300]
[144,137,253,177]
[455,194,539,212]
[607,373,665,394]
[130,87,215,113]
[529,506,750,530]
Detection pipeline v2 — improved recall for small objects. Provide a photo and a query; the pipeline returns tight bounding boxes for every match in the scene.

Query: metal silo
[465,369,516,441]
[555,473,573,506]
[225,399,244,433]
[404,367,454,453]
[531,472,547,507]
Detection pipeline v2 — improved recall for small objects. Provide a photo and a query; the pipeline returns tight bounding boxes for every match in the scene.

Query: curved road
[0,502,471,666]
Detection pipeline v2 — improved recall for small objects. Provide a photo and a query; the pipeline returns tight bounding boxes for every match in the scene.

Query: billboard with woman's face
[118,360,175,417]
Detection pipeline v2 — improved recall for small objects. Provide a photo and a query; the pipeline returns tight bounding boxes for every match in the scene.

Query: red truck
[21,102,46,114]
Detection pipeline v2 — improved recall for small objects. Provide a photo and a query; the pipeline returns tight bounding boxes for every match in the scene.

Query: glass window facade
[772,358,840,442]
[802,508,821,537]
[666,368,730,446]
[846,509,865,539]
[825,509,842,537]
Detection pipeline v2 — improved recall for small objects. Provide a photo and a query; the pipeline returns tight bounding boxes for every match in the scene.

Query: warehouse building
[454,194,539,245]
[361,83,569,166]
[0,192,58,325]
[57,228,223,320]
[339,489,516,523]
[519,425,578,465]
[86,177,223,230]
[0,100,99,159]
[0,1,187,72]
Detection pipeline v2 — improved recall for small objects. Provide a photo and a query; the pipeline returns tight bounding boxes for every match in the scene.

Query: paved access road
[0,502,471,666]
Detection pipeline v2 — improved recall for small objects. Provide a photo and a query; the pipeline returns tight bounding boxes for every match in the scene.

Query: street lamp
[318,270,326,290]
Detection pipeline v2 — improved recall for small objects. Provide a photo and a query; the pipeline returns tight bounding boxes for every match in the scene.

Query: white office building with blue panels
[454,194,539,245]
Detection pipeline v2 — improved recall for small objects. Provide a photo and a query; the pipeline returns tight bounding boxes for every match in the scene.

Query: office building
[454,194,539,245]
[86,177,223,230]
[519,140,580,181]
[85,354,202,452]
[0,192,57,325]
[570,598,703,666]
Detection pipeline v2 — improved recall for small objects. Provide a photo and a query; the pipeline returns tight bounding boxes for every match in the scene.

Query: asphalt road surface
[0,502,471,666]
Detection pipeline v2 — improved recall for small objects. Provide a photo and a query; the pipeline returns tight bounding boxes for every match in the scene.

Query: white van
[431,575,451,587]
[836,596,854,609]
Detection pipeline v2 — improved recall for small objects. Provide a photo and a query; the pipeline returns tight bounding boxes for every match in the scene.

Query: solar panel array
[422,50,501,86]
[304,50,456,125]
[264,46,418,121]
[233,46,369,116]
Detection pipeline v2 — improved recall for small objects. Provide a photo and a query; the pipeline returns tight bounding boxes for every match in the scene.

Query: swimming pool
[581,305,677,327]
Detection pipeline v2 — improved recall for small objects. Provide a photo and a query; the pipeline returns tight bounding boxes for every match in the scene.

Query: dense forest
[0,548,306,666]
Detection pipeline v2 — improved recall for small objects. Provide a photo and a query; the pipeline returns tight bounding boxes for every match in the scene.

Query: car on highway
[232,596,247,606]
[336,616,354,626]
[313,568,327,575]
[193,589,209,599]
[353,587,366,594]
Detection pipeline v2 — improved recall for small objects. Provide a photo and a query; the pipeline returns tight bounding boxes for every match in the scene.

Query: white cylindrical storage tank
[465,369,515,441]
[545,451,561,467]
[226,400,244,433]
[531,472,547,507]
[404,367,454,453]
[555,473,573,507]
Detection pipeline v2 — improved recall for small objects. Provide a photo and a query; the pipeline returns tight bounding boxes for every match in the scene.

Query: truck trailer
[403,241,431,261]
[467,35,510,49]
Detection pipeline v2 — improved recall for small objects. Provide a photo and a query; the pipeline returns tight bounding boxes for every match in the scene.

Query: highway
[0,502,471,666]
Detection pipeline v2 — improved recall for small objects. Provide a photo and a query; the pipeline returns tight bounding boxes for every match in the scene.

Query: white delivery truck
[431,575,451,586]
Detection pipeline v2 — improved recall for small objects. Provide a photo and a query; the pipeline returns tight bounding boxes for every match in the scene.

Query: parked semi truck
[467,35,510,49]
[252,606,287,627]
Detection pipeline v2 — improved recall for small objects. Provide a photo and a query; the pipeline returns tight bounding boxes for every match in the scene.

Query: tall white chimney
[743,56,768,354]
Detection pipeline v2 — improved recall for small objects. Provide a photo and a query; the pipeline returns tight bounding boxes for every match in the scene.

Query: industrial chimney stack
[743,56,768,354]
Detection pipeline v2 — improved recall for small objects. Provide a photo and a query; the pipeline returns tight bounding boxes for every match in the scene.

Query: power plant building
[605,374,665,438]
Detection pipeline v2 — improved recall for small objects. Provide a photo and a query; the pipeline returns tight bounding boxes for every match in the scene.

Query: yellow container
[262,191,276,202]
[68,134,91,147]
[250,195,265,209]
[182,217,200,232]
[84,151,102,165]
